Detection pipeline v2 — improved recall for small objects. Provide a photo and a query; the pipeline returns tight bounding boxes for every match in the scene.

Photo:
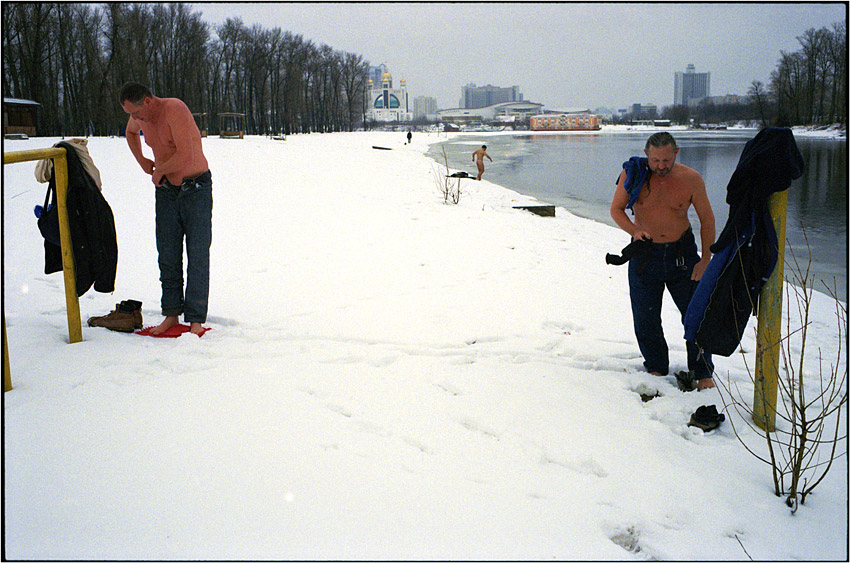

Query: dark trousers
[155,171,213,324]
[628,229,714,379]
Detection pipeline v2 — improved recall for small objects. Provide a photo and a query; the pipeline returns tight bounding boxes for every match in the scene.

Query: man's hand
[152,169,165,186]
[691,256,711,281]
[138,157,155,176]
[632,230,653,242]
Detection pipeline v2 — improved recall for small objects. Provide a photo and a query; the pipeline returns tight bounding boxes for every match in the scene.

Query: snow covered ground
[3,131,846,560]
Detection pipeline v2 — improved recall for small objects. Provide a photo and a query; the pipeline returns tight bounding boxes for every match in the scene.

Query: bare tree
[341,52,370,131]
[826,21,848,125]
[748,80,770,128]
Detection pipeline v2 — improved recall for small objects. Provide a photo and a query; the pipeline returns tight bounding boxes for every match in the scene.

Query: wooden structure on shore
[3,97,40,137]
[219,113,245,139]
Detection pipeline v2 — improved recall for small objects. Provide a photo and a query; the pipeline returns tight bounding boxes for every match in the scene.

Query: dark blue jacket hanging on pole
[39,141,118,296]
[684,127,804,356]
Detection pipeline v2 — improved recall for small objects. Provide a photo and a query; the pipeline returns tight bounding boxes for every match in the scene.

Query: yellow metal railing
[4,147,81,391]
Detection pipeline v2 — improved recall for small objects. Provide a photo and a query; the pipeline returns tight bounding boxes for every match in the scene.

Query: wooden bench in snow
[513,205,556,217]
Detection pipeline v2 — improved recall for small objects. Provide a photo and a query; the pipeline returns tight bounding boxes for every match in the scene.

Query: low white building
[366,70,412,122]
[437,101,544,123]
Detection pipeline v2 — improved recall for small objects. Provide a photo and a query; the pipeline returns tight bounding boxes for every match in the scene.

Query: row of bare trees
[767,21,847,126]
[2,3,372,137]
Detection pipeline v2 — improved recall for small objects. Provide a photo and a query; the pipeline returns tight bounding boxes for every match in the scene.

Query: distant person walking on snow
[406,129,412,144]
[119,81,212,336]
[609,132,716,390]
[473,145,492,180]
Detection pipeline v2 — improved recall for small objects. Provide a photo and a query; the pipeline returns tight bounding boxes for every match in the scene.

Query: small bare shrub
[432,144,462,204]
[716,235,847,513]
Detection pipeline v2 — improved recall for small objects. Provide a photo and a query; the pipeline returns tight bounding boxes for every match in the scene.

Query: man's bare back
[472,146,492,180]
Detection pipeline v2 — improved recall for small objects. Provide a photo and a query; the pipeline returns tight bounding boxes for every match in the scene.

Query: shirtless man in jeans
[120,82,212,336]
[472,145,492,180]
[610,132,716,390]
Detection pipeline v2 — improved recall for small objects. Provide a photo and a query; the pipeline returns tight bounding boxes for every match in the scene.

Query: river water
[428,129,847,301]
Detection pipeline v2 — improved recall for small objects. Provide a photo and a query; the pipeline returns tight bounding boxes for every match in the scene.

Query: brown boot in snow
[88,301,143,332]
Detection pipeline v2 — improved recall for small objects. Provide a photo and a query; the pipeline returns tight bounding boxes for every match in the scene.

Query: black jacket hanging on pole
[40,141,118,296]
[684,127,805,356]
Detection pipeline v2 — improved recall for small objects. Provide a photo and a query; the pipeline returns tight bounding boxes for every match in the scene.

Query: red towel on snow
[136,324,209,338]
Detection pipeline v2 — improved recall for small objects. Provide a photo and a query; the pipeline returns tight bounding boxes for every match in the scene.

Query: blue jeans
[155,171,213,324]
[628,228,714,379]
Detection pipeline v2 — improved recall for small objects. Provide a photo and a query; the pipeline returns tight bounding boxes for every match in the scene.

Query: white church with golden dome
[366,65,412,122]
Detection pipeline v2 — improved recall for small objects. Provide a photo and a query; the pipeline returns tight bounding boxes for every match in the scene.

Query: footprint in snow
[459,418,501,440]
[433,381,462,396]
[542,320,584,335]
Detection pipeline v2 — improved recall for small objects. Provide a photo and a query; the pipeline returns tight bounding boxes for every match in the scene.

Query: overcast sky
[196,2,846,111]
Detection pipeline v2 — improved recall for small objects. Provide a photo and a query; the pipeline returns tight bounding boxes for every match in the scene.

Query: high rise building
[413,96,438,121]
[674,64,710,106]
[460,84,522,109]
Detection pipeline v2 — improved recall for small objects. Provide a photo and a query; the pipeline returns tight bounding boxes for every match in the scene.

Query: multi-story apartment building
[413,96,438,121]
[460,84,522,109]
[674,64,711,106]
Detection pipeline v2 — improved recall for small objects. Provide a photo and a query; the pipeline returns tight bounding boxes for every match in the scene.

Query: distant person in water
[119,81,212,336]
[472,145,492,180]
[610,132,716,390]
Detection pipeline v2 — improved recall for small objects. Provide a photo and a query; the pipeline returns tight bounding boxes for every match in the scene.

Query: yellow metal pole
[52,152,83,343]
[3,316,11,392]
[3,147,82,344]
[753,189,788,432]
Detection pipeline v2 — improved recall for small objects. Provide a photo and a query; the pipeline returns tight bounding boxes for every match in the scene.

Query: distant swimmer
[472,145,492,180]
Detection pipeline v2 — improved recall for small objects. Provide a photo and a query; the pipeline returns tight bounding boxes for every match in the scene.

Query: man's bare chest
[637,178,693,212]
[141,123,175,152]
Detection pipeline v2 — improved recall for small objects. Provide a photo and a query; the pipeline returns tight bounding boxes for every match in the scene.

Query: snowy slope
[3,131,846,560]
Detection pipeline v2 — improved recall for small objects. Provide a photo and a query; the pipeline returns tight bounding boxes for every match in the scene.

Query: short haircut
[482,145,487,149]
[645,132,677,151]
[119,82,153,105]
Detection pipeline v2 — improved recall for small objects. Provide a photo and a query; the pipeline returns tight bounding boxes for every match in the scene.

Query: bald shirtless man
[610,132,716,390]
[120,82,212,336]
[472,145,492,180]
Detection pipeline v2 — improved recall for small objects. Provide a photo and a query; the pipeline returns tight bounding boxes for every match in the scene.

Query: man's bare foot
[149,315,180,335]
[698,377,716,390]
[189,322,205,336]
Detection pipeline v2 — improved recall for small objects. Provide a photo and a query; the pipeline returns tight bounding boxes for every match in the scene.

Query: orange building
[530,112,600,131]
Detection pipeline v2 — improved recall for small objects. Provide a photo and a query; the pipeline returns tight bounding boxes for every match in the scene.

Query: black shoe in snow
[676,370,698,392]
[688,405,726,431]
